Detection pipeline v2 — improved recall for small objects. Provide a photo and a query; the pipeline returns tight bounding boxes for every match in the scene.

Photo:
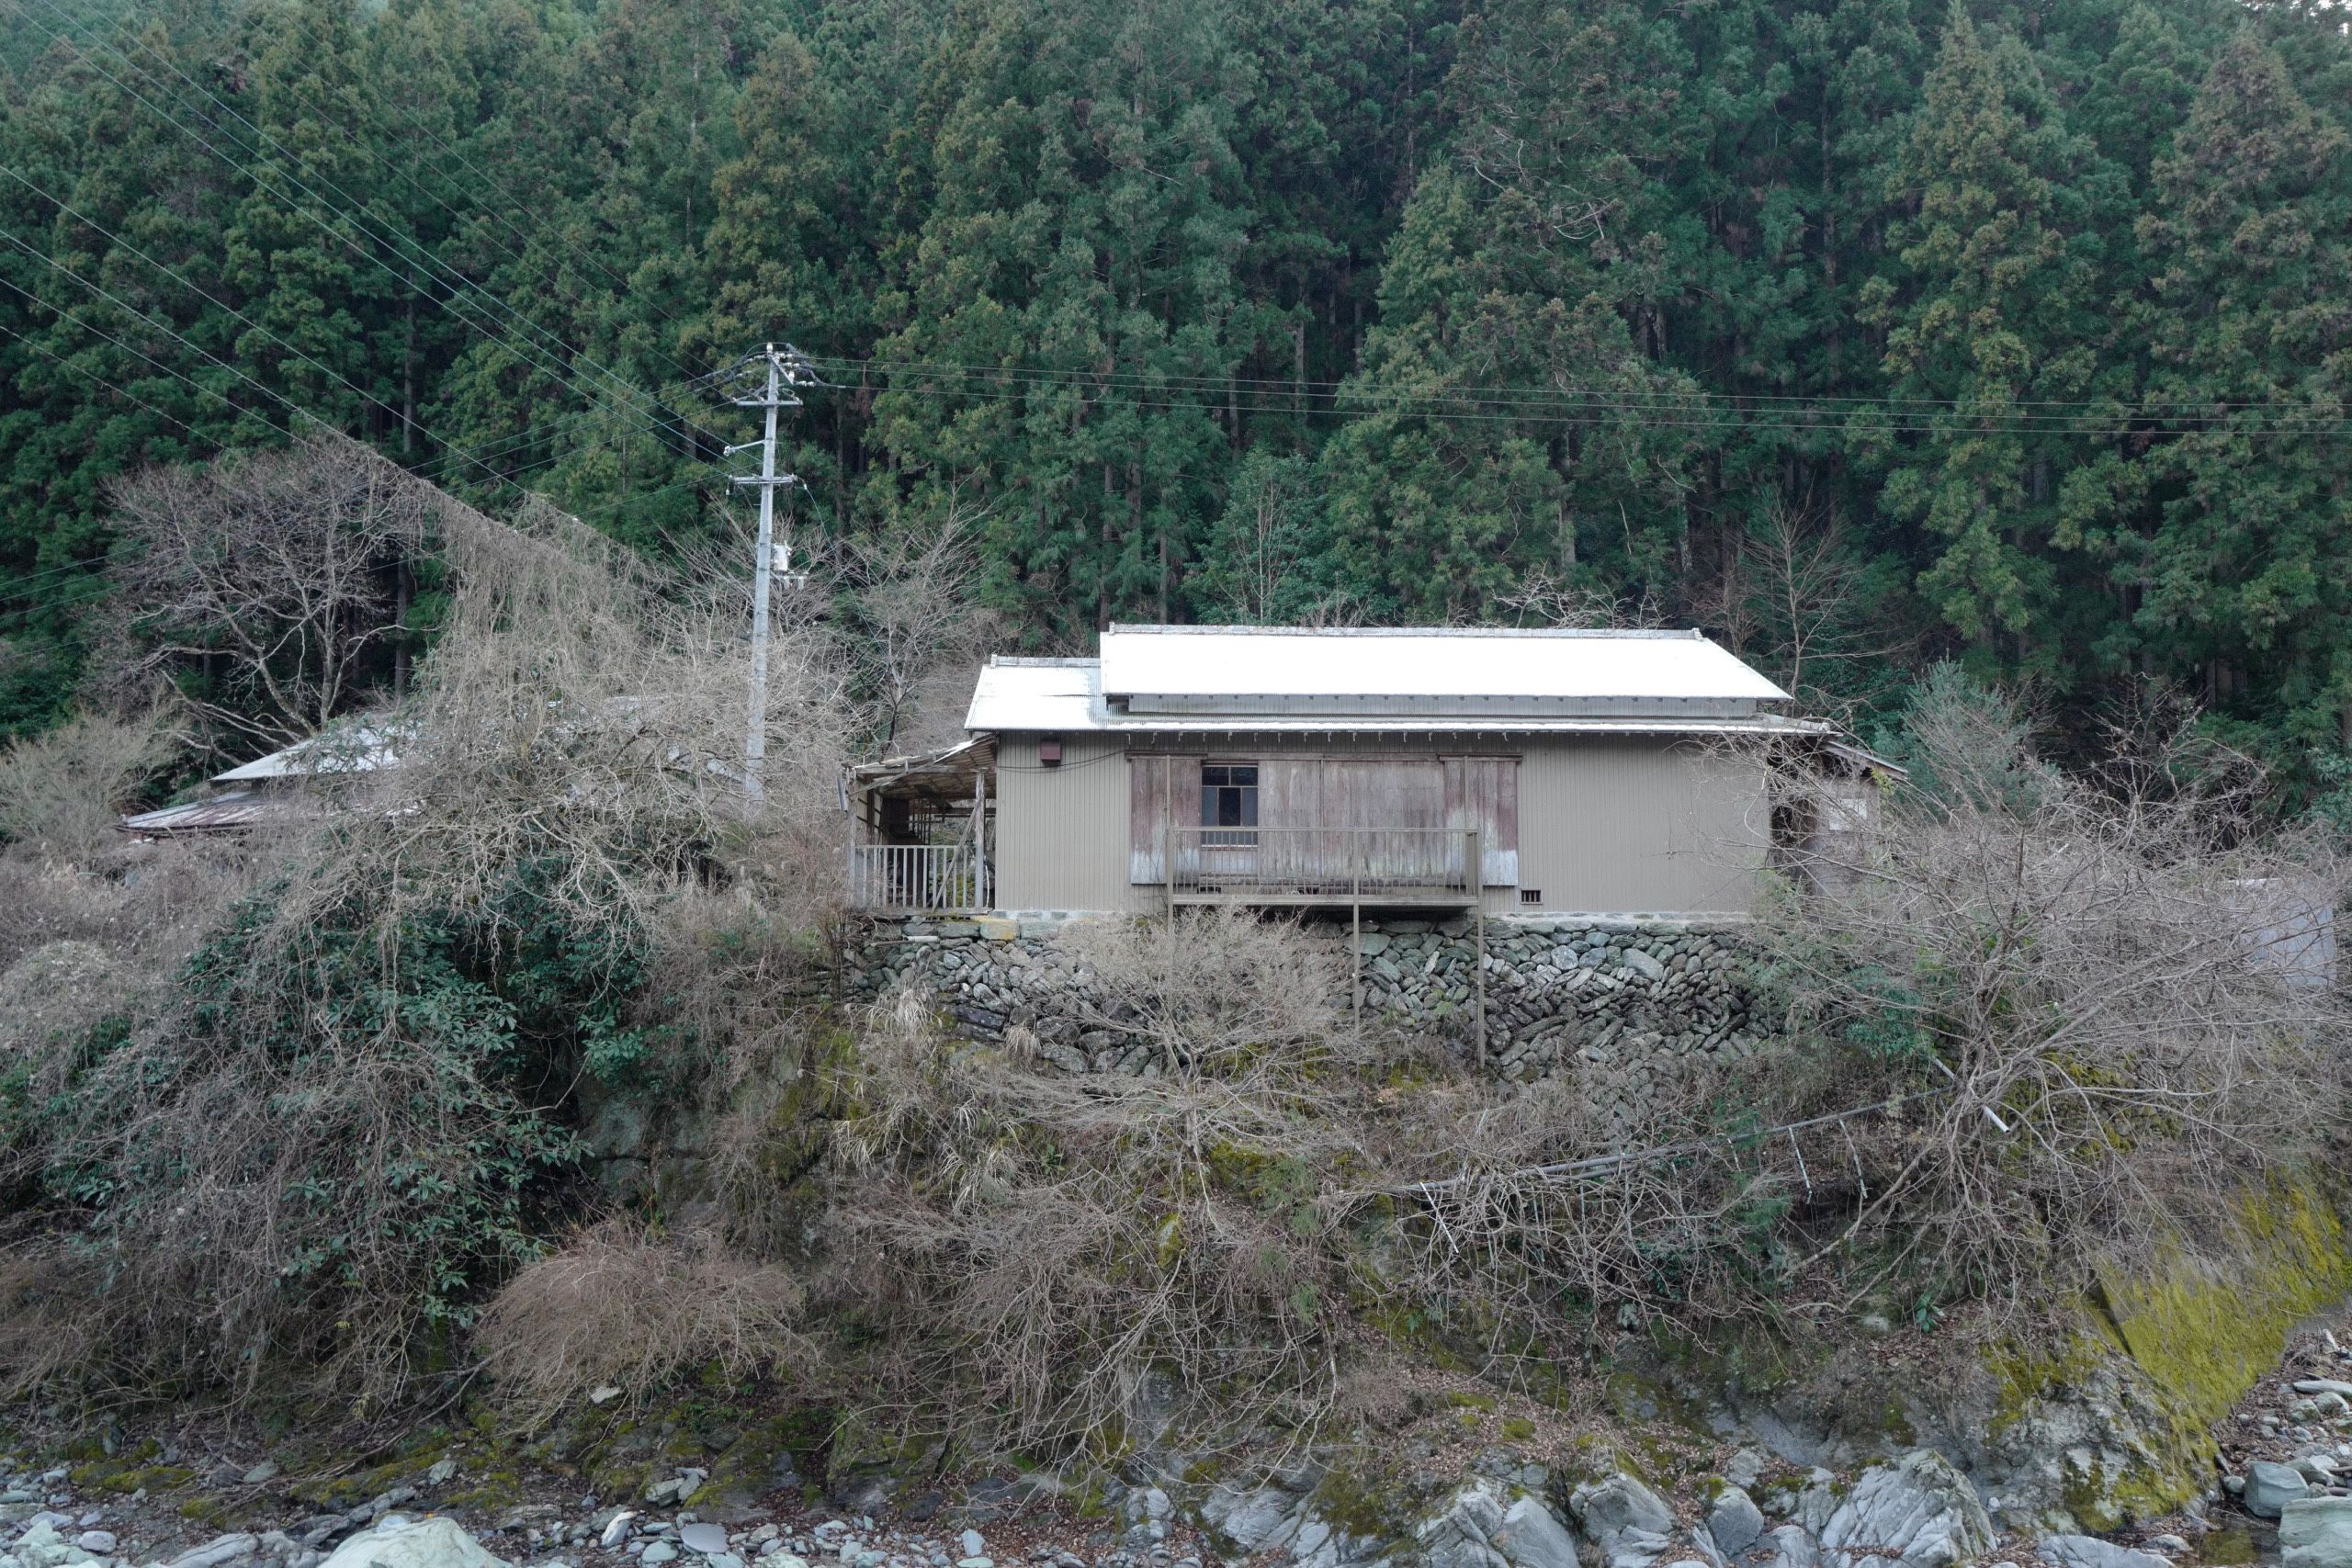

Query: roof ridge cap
[1102,622,1697,639]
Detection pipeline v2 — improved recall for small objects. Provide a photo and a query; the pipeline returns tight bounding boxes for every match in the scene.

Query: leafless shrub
[636,889,844,1259]
[237,474,854,982]
[1750,668,2352,1325]
[1051,908,1350,1071]
[0,841,254,977]
[1362,1063,1798,1360]
[0,940,140,1111]
[475,1220,812,1422]
[1374,676,2350,1360]
[817,910,1388,1460]
[0,1249,102,1402]
[831,508,1003,757]
[1710,497,1901,710]
[0,707,175,857]
[98,435,429,750]
[1494,568,1662,631]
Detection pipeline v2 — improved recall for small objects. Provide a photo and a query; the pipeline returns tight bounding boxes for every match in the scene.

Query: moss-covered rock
[1981,1178,2352,1531]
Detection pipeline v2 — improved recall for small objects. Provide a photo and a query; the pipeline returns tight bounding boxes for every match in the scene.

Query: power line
[110,0,711,382]
[831,365,2352,441]
[6,0,727,479]
[0,249,680,537]
[819,355,2352,422]
[0,222,675,545]
[0,181,536,490]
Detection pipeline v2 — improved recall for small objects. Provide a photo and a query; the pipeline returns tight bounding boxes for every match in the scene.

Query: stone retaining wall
[845,914,1766,1108]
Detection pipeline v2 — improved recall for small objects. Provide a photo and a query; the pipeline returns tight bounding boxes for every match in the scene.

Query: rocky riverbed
[0,1320,2346,1568]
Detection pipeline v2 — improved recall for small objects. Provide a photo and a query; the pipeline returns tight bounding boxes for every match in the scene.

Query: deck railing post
[1351,851,1363,1036]
[974,765,989,913]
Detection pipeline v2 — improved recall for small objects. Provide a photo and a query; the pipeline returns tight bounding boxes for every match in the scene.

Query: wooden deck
[1160,825,1482,908]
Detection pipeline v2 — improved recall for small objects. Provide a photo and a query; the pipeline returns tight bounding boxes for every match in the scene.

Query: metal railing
[1164,825,1479,900]
[849,842,981,911]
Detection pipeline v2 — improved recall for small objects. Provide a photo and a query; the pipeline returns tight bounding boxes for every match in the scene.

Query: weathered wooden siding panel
[1127,753,1203,885]
[1515,737,1767,915]
[996,735,1149,913]
[1445,755,1521,886]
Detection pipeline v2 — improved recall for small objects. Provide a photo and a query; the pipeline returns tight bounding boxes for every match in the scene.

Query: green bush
[11,850,659,1402]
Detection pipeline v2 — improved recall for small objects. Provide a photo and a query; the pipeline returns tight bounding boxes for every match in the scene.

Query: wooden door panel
[1128,753,1203,884]
[1445,755,1521,886]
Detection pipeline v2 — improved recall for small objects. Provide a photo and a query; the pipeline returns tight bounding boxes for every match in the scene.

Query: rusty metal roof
[118,791,309,836]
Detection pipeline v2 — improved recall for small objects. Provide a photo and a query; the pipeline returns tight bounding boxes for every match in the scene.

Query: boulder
[1495,1496,1582,1568]
[165,1537,263,1568]
[1419,1483,1579,1568]
[11,1523,99,1568]
[2282,1499,2352,1568]
[1567,1472,1675,1568]
[1758,1527,1817,1568]
[2035,1537,2171,1568]
[1199,1482,1305,1556]
[2246,1461,2313,1520]
[1803,1451,1995,1568]
[317,1519,510,1568]
[1704,1487,1766,1559]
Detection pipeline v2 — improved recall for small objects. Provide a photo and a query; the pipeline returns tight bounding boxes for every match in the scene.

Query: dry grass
[475,1220,812,1422]
[816,909,1391,1460]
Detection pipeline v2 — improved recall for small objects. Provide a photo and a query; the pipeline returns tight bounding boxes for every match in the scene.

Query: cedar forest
[4,0,2352,783]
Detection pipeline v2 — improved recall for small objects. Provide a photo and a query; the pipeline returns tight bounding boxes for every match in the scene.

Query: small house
[119,722,405,837]
[847,625,1860,921]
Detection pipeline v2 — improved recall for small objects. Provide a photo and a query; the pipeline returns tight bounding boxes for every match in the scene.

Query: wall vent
[1520,888,1543,906]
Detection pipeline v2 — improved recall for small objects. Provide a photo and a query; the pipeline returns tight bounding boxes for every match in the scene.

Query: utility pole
[719,343,820,804]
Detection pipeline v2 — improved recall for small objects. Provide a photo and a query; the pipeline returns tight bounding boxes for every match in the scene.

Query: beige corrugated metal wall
[1515,737,1768,916]
[989,731,1769,917]
[993,735,1151,913]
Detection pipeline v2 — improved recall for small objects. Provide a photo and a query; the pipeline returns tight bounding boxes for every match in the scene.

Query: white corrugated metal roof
[967,659,1100,732]
[966,653,1822,737]
[1098,625,1788,703]
[212,722,406,782]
